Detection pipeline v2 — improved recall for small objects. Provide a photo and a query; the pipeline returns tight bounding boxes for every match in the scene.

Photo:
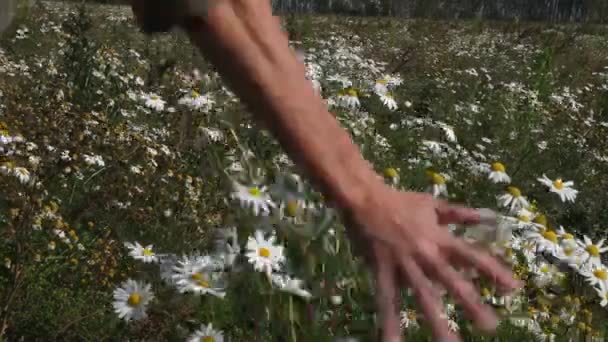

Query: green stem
[289,296,297,342]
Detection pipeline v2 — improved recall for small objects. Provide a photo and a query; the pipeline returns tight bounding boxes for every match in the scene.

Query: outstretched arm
[179,2,379,211]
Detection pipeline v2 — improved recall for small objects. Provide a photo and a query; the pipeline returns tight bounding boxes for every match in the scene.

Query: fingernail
[477,208,497,225]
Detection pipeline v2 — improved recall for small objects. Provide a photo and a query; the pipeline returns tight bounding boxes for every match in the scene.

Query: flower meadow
[2,2,608,341]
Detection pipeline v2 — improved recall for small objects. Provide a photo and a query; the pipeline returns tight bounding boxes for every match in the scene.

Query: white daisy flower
[187,323,224,342]
[529,260,558,288]
[112,279,154,322]
[141,92,166,111]
[373,78,389,95]
[579,263,608,286]
[427,172,448,198]
[537,174,578,203]
[488,162,511,184]
[337,88,360,109]
[178,90,215,111]
[553,240,585,266]
[245,230,285,275]
[172,255,226,298]
[270,273,313,300]
[231,181,276,216]
[524,227,560,255]
[378,92,398,110]
[594,281,608,307]
[512,208,537,230]
[577,235,608,266]
[13,167,30,184]
[124,242,158,263]
[497,186,529,214]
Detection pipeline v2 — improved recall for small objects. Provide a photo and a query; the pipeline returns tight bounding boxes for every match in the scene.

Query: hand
[345,184,521,341]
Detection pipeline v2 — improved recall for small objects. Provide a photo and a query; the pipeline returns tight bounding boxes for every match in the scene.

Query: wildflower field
[2,2,608,341]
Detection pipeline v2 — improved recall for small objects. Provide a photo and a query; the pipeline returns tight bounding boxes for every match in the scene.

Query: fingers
[449,238,521,293]
[435,203,482,225]
[398,256,459,342]
[416,246,498,333]
[374,247,402,342]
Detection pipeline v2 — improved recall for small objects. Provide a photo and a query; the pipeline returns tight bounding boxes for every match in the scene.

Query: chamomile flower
[187,323,224,342]
[178,90,214,111]
[383,167,399,185]
[427,171,448,198]
[488,162,511,184]
[373,78,389,95]
[513,208,537,229]
[524,227,560,254]
[112,279,154,322]
[497,186,529,214]
[13,167,31,184]
[172,255,226,298]
[553,241,584,265]
[594,281,608,307]
[579,263,608,286]
[124,242,158,263]
[231,181,276,216]
[141,92,165,111]
[337,88,360,109]
[270,273,313,300]
[245,230,285,275]
[537,174,578,203]
[378,92,398,110]
[577,235,608,266]
[530,260,558,288]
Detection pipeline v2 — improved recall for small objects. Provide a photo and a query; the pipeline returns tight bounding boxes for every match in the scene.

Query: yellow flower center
[563,233,574,240]
[191,273,203,281]
[578,322,587,331]
[1,129,8,137]
[518,215,530,222]
[533,214,547,227]
[563,247,574,256]
[507,186,521,197]
[431,173,445,185]
[127,293,141,307]
[191,90,200,98]
[143,248,153,257]
[542,230,558,244]
[259,247,271,258]
[553,179,564,190]
[248,187,261,197]
[540,265,550,273]
[407,311,416,320]
[197,280,210,288]
[593,269,608,280]
[151,95,159,100]
[201,336,215,342]
[377,79,387,85]
[286,201,299,217]
[481,288,491,297]
[347,89,358,97]
[383,167,398,179]
[491,162,506,172]
[586,244,600,257]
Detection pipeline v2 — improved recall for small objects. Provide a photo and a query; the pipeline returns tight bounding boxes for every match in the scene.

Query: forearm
[181,2,380,208]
